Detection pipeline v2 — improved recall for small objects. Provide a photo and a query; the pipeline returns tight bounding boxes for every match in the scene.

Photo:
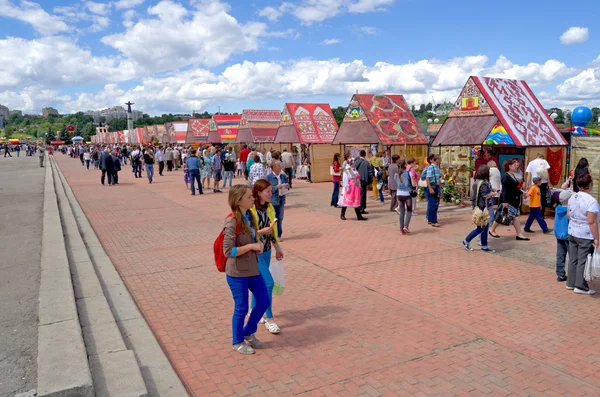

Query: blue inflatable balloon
[571,106,593,127]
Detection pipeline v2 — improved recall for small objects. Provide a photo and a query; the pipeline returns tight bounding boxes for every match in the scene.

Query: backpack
[536,162,549,180]
[420,165,430,181]
[213,213,240,272]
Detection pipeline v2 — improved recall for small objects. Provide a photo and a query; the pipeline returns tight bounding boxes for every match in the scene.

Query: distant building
[86,106,143,123]
[42,107,59,117]
[9,110,22,117]
[0,104,9,119]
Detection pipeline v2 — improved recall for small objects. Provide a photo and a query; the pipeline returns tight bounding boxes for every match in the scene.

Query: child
[237,159,243,177]
[183,164,190,190]
[524,176,553,234]
[555,190,573,282]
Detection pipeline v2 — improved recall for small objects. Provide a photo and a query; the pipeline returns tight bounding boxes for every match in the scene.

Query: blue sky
[0,0,599,115]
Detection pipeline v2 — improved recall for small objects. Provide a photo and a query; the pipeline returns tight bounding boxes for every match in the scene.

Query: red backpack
[214,213,240,272]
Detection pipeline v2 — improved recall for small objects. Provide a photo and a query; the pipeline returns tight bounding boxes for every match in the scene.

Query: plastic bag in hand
[270,260,286,295]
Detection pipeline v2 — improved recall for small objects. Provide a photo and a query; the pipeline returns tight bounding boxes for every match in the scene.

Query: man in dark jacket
[100,147,114,186]
[111,151,121,185]
[354,150,373,214]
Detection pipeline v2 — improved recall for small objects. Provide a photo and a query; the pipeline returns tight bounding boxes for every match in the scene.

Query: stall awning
[432,116,498,146]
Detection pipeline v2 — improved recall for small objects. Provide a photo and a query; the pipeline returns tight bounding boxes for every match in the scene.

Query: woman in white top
[83,150,91,170]
[567,173,599,295]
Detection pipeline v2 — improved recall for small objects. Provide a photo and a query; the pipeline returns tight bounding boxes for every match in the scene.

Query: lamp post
[550,112,558,123]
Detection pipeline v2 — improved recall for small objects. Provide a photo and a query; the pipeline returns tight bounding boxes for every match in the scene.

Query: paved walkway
[0,155,43,397]
[55,154,600,396]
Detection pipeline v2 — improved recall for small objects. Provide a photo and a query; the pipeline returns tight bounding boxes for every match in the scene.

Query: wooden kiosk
[274,103,339,183]
[236,109,282,152]
[333,93,428,169]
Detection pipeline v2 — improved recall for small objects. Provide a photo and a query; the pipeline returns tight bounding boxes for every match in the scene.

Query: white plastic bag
[270,260,286,295]
[584,253,593,282]
[592,248,600,280]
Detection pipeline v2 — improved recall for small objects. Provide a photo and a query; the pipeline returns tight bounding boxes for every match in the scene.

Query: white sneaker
[259,317,266,324]
[574,288,596,295]
[566,286,575,290]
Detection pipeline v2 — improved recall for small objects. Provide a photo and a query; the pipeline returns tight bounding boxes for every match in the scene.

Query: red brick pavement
[56,155,600,396]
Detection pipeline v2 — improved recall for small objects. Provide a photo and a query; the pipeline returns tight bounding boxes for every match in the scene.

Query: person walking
[266,160,289,239]
[212,148,224,193]
[165,146,174,172]
[462,165,497,252]
[4,143,12,157]
[223,185,269,354]
[355,150,373,215]
[489,158,529,240]
[425,154,442,227]
[15,144,20,157]
[406,158,419,216]
[240,144,251,180]
[186,149,203,195]
[100,147,114,186]
[37,145,44,167]
[566,174,599,295]
[83,149,91,170]
[331,153,342,207]
[388,155,400,212]
[281,147,294,188]
[222,153,235,189]
[249,154,266,188]
[394,160,415,234]
[524,177,553,234]
[131,146,143,178]
[156,146,165,176]
[143,147,155,184]
[340,158,367,221]
[525,153,551,217]
[250,180,285,334]
[111,150,121,185]
[555,190,573,282]
[201,149,212,189]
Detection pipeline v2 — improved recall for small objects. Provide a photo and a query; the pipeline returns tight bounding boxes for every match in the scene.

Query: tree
[3,128,13,139]
[59,125,72,144]
[331,106,346,127]
[548,108,565,124]
[592,107,600,124]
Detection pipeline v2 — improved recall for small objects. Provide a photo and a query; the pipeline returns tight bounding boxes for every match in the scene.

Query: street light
[550,112,558,121]
[427,118,433,124]
[434,118,439,123]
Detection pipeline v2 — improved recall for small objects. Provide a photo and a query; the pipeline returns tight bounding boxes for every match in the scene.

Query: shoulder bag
[472,181,490,227]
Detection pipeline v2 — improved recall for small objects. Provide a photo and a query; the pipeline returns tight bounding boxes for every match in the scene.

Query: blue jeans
[251,250,274,319]
[426,186,440,223]
[85,159,90,169]
[525,207,548,232]
[378,185,384,203]
[466,223,489,248]
[556,239,568,278]
[222,170,233,188]
[189,169,202,194]
[226,274,269,345]
[273,203,284,238]
[331,181,340,206]
[145,164,154,182]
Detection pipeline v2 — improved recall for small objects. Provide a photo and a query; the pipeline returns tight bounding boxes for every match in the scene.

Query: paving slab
[89,350,147,397]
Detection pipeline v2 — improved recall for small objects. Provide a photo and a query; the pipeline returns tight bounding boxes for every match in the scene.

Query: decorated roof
[238,110,281,143]
[188,119,211,142]
[210,115,242,143]
[484,121,515,145]
[276,103,338,144]
[173,121,189,143]
[333,94,427,145]
[436,76,567,147]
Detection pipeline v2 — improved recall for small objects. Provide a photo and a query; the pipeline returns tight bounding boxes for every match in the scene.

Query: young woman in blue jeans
[250,179,285,334]
[222,185,270,354]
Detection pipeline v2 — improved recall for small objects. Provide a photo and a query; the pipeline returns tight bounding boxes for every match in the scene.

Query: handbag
[409,174,418,197]
[330,165,341,177]
[277,174,289,195]
[472,181,490,227]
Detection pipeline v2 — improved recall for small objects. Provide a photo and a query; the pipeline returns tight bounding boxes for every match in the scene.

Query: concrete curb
[52,157,189,397]
[37,155,94,397]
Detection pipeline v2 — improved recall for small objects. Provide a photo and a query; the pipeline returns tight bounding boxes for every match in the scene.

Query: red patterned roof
[238,109,281,143]
[334,94,427,145]
[188,119,211,142]
[275,103,338,144]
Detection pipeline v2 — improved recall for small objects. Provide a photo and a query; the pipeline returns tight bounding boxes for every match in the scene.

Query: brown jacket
[222,216,259,277]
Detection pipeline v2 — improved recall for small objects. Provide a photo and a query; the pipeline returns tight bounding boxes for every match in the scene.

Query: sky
[0,0,599,116]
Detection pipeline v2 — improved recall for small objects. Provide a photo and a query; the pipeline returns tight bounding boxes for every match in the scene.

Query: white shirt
[490,167,502,192]
[83,152,91,160]
[526,158,550,184]
[568,191,599,240]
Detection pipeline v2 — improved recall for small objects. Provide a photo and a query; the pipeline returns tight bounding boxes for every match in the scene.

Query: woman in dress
[249,154,267,188]
[250,180,285,333]
[331,153,342,207]
[201,149,212,189]
[489,158,529,240]
[340,158,367,221]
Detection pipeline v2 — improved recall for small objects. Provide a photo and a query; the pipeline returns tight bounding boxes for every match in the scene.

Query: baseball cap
[559,190,573,204]
[532,176,541,183]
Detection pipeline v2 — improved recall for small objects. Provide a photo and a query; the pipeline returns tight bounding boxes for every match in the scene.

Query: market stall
[236,110,282,152]
[207,115,242,145]
[333,93,429,171]
[274,103,339,183]
[432,76,568,201]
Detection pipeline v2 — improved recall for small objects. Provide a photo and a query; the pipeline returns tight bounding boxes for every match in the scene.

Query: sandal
[265,320,281,334]
[233,343,255,355]
[489,231,500,238]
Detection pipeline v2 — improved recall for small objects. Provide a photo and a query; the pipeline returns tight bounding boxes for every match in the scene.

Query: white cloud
[90,15,111,32]
[540,67,600,107]
[85,1,110,15]
[258,6,281,21]
[321,38,340,45]
[0,36,138,89]
[265,28,300,39]
[0,86,70,113]
[0,0,70,36]
[485,56,576,86]
[114,0,145,9]
[560,27,589,45]
[268,0,395,24]
[101,0,268,70]
[348,0,394,13]
[122,8,135,27]
[358,26,377,35]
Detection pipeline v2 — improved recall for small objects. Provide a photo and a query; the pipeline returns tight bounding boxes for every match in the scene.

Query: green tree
[59,125,72,144]
[548,108,565,124]
[331,106,346,127]
[3,128,13,139]
[592,107,600,124]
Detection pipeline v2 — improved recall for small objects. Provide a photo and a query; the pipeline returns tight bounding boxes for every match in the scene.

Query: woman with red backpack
[222,185,270,355]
